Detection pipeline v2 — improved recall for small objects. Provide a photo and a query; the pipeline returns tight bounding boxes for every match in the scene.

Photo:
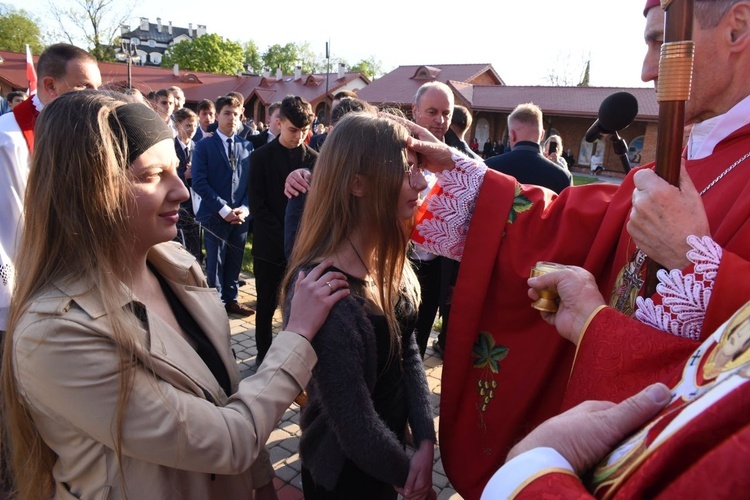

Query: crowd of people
[0,0,749,498]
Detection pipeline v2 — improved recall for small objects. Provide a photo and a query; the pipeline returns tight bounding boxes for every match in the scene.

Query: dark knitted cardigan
[283,282,436,490]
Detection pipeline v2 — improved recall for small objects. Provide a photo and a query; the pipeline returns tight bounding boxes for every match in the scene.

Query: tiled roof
[248,72,369,106]
[470,85,659,121]
[357,63,502,105]
[448,81,474,107]
[0,50,35,89]
[0,50,365,106]
[1,51,657,122]
[95,59,262,102]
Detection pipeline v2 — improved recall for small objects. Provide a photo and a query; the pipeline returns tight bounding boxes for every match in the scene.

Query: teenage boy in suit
[192,95,254,316]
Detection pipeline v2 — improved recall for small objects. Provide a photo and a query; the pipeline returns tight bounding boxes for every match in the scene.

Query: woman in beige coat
[1,91,349,500]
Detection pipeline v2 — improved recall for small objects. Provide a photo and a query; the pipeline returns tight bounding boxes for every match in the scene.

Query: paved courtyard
[230,274,462,500]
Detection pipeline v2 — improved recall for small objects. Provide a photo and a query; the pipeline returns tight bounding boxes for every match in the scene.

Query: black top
[291,264,435,490]
[341,269,412,439]
[249,138,317,264]
[150,263,232,397]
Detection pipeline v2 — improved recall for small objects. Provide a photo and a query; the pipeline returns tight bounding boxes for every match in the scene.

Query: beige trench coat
[11,242,316,499]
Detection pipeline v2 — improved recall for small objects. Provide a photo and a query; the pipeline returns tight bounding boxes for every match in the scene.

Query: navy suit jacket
[484,141,573,194]
[191,132,253,223]
[192,126,210,142]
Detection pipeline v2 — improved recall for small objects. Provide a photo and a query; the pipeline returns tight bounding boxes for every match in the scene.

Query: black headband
[111,103,174,165]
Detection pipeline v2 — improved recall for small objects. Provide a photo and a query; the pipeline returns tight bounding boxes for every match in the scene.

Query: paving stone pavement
[230,273,462,500]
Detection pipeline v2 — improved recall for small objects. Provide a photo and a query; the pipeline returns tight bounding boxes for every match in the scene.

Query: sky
[9,0,653,88]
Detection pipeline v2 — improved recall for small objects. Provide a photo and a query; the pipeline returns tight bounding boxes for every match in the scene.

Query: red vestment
[508,310,750,499]
[513,380,750,499]
[436,123,750,499]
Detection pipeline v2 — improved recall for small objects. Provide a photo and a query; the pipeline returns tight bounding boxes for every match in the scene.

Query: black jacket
[248,138,317,264]
[485,141,573,194]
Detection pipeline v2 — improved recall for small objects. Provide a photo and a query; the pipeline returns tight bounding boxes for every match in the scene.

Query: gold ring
[326,281,332,292]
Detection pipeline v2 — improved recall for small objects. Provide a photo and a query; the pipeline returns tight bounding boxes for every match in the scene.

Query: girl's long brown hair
[1,91,144,499]
[281,113,420,340]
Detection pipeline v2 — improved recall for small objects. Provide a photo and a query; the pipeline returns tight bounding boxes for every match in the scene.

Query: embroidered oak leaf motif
[472,331,509,414]
[508,184,533,224]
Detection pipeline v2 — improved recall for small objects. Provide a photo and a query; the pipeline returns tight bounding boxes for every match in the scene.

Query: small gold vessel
[529,261,567,312]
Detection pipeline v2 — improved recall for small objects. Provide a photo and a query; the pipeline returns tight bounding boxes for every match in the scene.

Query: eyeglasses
[404,163,425,188]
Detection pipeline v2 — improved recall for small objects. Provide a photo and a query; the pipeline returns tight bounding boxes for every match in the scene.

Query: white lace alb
[635,235,721,340]
[415,151,487,261]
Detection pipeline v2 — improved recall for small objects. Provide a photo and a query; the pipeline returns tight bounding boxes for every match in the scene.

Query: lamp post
[116,40,140,89]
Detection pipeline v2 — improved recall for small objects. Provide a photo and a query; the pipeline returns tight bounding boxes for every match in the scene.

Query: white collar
[688,95,750,160]
[216,129,234,144]
[32,94,43,112]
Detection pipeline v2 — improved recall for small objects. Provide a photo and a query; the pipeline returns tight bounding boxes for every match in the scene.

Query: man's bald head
[412,82,454,140]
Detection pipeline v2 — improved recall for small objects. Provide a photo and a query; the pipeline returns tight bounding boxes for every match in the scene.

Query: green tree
[243,40,262,74]
[261,43,300,74]
[49,0,130,62]
[162,34,244,75]
[296,42,320,74]
[349,57,383,80]
[0,8,44,54]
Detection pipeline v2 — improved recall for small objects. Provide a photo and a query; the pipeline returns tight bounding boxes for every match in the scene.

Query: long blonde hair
[281,113,420,339]
[1,91,145,499]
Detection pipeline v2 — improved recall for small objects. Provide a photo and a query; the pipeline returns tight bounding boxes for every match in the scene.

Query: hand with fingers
[285,260,349,341]
[505,383,672,475]
[379,113,456,173]
[627,165,710,270]
[395,439,435,500]
[527,266,605,345]
[284,168,312,198]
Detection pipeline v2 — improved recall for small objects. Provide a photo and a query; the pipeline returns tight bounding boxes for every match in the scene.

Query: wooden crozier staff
[644,0,695,296]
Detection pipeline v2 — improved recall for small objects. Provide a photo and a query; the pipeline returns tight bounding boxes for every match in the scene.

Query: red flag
[26,45,37,95]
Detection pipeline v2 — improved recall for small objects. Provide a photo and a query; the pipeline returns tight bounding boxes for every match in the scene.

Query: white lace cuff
[634,235,721,340]
[414,151,487,261]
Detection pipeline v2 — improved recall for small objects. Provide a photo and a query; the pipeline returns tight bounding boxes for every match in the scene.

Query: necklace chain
[347,237,371,278]
[699,151,750,196]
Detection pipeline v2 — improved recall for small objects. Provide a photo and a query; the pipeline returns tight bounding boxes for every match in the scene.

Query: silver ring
[326,281,333,292]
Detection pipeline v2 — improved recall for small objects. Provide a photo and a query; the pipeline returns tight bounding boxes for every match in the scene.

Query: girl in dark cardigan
[281,113,436,500]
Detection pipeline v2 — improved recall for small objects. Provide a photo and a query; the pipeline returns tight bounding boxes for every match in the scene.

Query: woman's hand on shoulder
[286,260,349,342]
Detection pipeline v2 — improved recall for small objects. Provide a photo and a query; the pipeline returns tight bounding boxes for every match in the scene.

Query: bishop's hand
[627,165,710,270]
[528,266,605,345]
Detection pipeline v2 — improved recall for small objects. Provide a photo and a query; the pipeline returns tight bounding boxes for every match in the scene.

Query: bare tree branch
[47,0,134,61]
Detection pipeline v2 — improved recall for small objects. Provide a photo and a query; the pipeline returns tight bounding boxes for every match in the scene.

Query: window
[579,138,595,166]
[628,135,645,166]
[475,118,489,153]
[148,39,156,48]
